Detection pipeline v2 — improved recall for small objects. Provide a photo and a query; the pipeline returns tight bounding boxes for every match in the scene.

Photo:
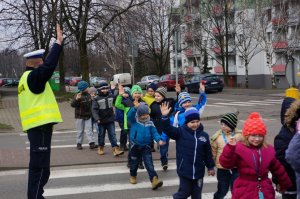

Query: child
[92,81,124,156]
[150,86,175,170]
[210,113,242,199]
[219,112,292,199]
[160,103,215,199]
[172,83,206,127]
[127,102,164,190]
[71,81,97,150]
[274,97,297,199]
[114,86,131,151]
[142,82,157,106]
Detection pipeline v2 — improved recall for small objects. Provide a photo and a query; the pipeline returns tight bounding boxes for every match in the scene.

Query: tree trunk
[79,42,89,83]
[245,62,249,88]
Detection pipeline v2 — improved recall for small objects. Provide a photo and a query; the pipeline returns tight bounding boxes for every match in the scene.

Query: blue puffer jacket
[161,116,215,180]
[127,107,161,146]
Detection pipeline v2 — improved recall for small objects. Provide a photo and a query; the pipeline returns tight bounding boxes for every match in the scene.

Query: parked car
[156,74,185,91]
[137,75,160,89]
[3,79,19,87]
[90,76,107,88]
[185,74,224,93]
[0,78,9,87]
[111,73,132,87]
[64,77,72,85]
[69,77,82,86]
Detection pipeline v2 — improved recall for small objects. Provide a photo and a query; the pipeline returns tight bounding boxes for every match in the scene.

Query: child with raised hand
[160,102,215,199]
[172,83,206,127]
[210,113,242,199]
[71,81,97,150]
[127,101,164,190]
[219,112,292,199]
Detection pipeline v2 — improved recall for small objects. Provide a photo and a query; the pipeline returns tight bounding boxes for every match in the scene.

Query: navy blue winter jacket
[161,116,215,180]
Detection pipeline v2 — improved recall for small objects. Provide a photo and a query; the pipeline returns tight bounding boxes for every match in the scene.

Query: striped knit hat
[220,113,238,130]
[178,92,192,107]
[156,87,167,98]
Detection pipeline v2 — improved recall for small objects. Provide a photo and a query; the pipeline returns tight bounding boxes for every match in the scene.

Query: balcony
[272,17,287,26]
[272,41,288,49]
[214,66,223,73]
[272,64,285,74]
[185,49,193,57]
[212,27,221,36]
[184,32,193,42]
[184,15,192,23]
[212,47,221,54]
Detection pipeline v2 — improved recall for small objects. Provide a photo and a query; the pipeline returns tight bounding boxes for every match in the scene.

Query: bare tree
[61,0,149,82]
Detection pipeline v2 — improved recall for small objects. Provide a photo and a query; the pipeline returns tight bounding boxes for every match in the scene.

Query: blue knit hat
[178,92,192,107]
[146,82,157,91]
[137,102,149,117]
[184,107,200,124]
[77,81,89,92]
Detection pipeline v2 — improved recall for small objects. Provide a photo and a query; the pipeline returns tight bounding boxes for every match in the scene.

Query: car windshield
[149,76,159,80]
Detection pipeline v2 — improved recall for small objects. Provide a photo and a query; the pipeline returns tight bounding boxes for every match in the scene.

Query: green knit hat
[131,85,142,95]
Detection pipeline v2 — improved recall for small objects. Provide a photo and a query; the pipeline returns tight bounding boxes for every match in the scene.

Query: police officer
[18,23,63,199]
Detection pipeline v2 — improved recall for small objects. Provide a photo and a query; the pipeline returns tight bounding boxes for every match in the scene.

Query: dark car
[156,74,185,91]
[185,74,224,93]
[3,79,19,87]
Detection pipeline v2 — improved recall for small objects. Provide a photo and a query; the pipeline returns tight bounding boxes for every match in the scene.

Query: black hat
[220,113,238,130]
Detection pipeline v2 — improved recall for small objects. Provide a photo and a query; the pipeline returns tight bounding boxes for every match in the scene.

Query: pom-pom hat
[242,112,267,136]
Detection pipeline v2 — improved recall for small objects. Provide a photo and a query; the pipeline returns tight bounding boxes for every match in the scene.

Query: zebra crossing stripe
[214,102,253,106]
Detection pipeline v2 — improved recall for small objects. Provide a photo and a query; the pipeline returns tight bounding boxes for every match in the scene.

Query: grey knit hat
[137,103,149,117]
[156,87,167,98]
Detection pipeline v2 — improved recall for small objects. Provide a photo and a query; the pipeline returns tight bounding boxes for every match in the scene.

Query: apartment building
[170,0,300,88]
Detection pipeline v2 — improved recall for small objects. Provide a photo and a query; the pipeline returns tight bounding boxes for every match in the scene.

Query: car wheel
[218,88,223,92]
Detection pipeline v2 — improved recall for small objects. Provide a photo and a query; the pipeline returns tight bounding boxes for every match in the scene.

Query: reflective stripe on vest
[18,71,62,131]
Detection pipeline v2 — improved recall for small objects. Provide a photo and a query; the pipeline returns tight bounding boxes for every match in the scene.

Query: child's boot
[151,176,163,190]
[129,176,137,184]
[112,146,124,156]
[97,146,105,155]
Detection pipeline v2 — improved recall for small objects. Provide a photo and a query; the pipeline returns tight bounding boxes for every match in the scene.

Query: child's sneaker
[112,147,124,156]
[151,176,163,190]
[129,176,137,184]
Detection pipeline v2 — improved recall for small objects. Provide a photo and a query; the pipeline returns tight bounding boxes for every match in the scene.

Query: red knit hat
[242,112,267,136]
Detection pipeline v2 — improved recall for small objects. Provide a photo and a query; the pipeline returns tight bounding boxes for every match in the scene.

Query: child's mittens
[158,140,165,146]
[207,169,215,176]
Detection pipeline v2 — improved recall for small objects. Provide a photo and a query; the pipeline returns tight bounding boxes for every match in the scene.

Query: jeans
[173,176,203,199]
[118,121,128,147]
[130,144,157,181]
[160,137,169,165]
[27,124,53,199]
[75,118,95,144]
[213,168,238,199]
[97,122,118,147]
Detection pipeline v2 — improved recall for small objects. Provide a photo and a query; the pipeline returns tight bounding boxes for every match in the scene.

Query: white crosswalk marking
[214,99,282,107]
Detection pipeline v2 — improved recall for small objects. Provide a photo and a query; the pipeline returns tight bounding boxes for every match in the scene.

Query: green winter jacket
[115,94,131,130]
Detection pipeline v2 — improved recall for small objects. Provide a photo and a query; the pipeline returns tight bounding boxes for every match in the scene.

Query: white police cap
[23,49,45,59]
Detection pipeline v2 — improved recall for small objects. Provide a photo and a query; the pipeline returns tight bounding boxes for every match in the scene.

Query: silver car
[90,76,107,88]
[137,75,160,90]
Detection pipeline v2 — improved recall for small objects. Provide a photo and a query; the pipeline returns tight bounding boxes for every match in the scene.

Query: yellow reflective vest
[18,71,63,131]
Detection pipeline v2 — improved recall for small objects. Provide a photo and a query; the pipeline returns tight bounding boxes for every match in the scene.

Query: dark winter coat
[274,97,297,192]
[220,142,292,199]
[70,92,92,120]
[160,117,215,180]
[92,90,115,124]
[150,98,175,134]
